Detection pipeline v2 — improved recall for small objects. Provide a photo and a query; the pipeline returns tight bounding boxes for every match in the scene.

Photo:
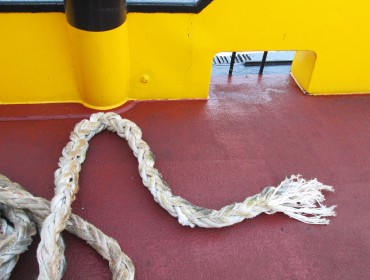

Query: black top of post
[64,0,127,31]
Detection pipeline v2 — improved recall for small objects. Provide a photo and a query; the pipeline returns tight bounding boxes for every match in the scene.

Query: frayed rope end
[265,175,336,225]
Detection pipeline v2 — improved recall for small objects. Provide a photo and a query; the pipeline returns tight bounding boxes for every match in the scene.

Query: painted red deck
[1,75,369,279]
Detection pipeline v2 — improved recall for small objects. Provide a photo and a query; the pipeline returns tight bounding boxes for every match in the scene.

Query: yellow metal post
[67,24,129,109]
[65,0,129,109]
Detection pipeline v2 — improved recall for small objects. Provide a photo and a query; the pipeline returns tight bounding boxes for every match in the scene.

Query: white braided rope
[0,112,336,279]
[0,174,135,280]
[0,204,36,280]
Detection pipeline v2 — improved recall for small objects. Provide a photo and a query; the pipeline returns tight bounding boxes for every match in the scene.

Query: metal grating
[213,52,251,65]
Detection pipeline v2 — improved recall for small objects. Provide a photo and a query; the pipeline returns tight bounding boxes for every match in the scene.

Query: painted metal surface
[0,0,370,108]
[67,23,130,109]
[0,75,369,279]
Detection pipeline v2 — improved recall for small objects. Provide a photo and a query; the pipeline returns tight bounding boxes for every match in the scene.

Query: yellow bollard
[65,0,129,109]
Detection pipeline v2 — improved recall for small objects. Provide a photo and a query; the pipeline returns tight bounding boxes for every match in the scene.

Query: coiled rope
[0,112,336,279]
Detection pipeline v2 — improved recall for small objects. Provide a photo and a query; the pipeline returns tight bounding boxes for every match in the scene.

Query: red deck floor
[1,75,369,279]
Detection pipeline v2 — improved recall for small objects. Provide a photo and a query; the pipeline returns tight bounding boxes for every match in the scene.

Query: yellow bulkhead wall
[0,0,369,109]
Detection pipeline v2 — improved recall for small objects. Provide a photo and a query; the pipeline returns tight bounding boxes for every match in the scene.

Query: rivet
[141,75,149,83]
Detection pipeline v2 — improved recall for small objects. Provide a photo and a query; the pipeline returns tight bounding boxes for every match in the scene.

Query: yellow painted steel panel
[291,51,317,92]
[0,13,79,104]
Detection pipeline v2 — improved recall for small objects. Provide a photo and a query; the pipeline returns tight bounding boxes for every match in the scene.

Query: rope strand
[0,112,336,279]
